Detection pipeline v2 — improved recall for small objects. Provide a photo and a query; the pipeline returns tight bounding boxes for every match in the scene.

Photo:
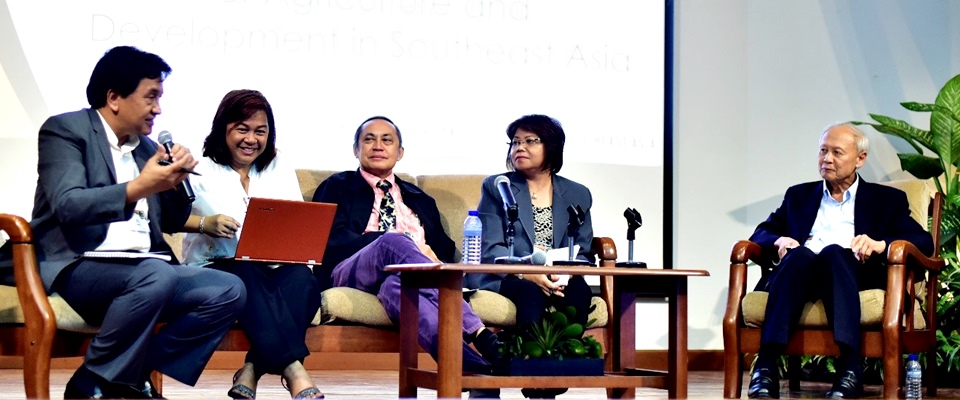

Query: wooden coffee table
[383,263,709,399]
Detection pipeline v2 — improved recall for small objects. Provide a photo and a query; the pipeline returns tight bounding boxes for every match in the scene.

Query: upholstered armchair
[722,180,945,398]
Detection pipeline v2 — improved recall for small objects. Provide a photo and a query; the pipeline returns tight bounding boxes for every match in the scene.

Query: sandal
[228,364,257,399]
[281,376,324,399]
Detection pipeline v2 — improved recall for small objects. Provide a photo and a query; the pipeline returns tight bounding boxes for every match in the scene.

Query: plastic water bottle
[905,353,922,399]
[462,210,482,264]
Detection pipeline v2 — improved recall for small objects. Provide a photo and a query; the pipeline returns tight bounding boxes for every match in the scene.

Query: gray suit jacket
[467,172,594,292]
[23,109,190,290]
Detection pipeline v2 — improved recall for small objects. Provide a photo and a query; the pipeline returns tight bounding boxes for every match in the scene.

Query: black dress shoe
[64,365,115,399]
[826,370,863,399]
[125,378,165,399]
[747,368,780,399]
[521,388,568,398]
[468,388,501,398]
[64,365,163,399]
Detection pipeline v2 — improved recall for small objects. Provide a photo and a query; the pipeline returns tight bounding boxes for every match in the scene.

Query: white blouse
[181,154,303,265]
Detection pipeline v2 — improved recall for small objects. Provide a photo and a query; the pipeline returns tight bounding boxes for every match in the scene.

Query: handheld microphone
[519,248,548,265]
[157,131,196,202]
[157,131,200,175]
[494,175,517,211]
[495,248,547,265]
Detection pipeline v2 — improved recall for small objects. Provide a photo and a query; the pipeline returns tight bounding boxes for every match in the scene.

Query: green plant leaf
[562,305,578,322]
[522,341,544,359]
[901,101,938,112]
[898,153,944,179]
[548,310,569,329]
[561,323,584,339]
[932,75,960,166]
[939,205,960,247]
[867,114,934,153]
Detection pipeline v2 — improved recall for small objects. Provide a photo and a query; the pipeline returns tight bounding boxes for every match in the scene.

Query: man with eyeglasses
[311,116,503,397]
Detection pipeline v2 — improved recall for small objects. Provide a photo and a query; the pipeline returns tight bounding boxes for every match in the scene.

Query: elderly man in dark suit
[311,116,502,397]
[25,46,247,398]
[747,123,933,399]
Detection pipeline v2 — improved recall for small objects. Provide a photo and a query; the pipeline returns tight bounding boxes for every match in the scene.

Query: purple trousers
[332,233,490,372]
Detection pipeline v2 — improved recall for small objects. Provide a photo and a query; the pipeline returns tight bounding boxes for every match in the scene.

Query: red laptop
[233,197,337,265]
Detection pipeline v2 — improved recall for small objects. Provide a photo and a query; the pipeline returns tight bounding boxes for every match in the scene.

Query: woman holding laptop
[180,89,324,399]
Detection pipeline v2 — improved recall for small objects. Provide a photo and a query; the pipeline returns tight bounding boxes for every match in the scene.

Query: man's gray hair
[821,122,869,154]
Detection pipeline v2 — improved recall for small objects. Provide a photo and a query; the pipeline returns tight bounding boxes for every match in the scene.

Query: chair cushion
[0,285,99,333]
[415,174,487,258]
[314,286,608,329]
[0,282,609,334]
[314,286,392,326]
[742,289,925,329]
[880,179,933,227]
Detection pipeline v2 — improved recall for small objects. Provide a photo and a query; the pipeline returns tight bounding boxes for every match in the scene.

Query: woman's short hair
[505,114,565,174]
[203,89,277,172]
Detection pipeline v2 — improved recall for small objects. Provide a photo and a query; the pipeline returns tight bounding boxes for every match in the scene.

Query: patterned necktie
[377,180,396,231]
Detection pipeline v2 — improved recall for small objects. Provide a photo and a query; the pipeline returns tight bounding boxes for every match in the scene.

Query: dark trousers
[53,258,246,386]
[499,274,593,328]
[760,244,881,352]
[211,261,322,376]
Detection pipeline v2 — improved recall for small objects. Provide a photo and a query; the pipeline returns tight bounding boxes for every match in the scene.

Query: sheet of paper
[82,251,172,261]
[546,245,580,286]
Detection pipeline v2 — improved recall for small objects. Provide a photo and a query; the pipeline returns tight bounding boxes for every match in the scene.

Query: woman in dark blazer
[468,114,595,329]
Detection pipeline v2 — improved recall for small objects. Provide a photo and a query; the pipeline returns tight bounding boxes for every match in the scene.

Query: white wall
[670,0,960,350]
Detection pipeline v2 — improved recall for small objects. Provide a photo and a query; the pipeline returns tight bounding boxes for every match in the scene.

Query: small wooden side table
[384,263,709,399]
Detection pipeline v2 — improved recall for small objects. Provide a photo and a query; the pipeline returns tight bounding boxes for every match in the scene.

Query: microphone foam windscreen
[530,248,548,265]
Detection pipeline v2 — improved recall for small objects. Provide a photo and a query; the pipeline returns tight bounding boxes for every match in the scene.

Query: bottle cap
[468,210,479,216]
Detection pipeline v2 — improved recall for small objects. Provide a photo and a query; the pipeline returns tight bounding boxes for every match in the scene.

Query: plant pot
[507,357,604,376]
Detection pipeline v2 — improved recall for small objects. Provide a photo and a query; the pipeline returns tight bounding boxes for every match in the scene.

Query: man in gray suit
[30,46,246,398]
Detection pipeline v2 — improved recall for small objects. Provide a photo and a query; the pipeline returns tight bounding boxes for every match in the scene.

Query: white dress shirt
[804,177,859,254]
[93,110,151,252]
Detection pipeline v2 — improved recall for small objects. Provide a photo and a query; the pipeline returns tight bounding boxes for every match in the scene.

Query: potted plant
[853,73,960,383]
[496,305,604,376]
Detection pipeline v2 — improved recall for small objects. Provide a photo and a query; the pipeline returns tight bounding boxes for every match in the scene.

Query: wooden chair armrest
[723,240,756,353]
[887,239,945,272]
[730,240,762,264]
[590,236,616,353]
[591,236,617,268]
[0,213,31,243]
[885,240,943,333]
[0,214,57,334]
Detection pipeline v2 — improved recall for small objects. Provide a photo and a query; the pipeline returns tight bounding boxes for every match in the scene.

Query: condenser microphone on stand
[494,175,525,264]
[616,207,647,268]
[553,204,591,266]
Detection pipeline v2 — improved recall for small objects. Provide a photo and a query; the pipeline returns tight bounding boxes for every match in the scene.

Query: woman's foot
[281,361,324,399]
[228,362,258,399]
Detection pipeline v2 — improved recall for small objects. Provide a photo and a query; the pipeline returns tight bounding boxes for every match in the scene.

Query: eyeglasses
[508,138,542,148]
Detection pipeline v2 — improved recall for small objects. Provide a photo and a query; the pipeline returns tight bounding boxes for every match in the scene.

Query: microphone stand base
[615,261,647,268]
[495,256,526,264]
[553,260,592,266]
